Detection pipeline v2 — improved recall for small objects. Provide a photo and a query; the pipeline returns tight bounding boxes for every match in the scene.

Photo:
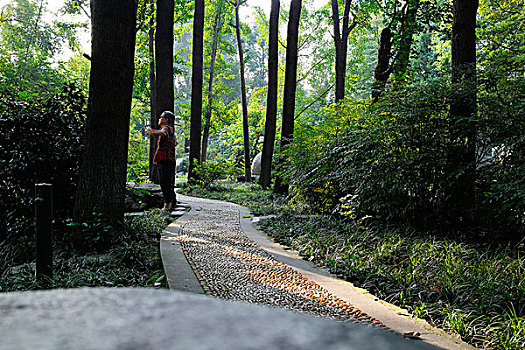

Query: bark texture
[201,1,225,162]
[188,0,205,181]
[148,3,159,183]
[371,27,392,101]
[234,0,251,182]
[259,0,280,189]
[331,0,355,102]
[392,0,420,88]
[155,0,174,115]
[74,0,137,221]
[274,0,302,194]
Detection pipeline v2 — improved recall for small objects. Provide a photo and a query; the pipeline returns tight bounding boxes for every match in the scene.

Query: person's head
[159,111,175,127]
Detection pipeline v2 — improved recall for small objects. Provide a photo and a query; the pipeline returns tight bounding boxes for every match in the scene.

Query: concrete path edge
[161,194,475,350]
[160,204,205,294]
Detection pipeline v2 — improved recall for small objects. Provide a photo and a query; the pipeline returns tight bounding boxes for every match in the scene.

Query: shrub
[282,76,525,236]
[283,82,451,226]
[191,160,229,190]
[0,84,86,259]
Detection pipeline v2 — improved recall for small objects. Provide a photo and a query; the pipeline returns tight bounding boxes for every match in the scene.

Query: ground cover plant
[0,210,169,292]
[181,181,525,350]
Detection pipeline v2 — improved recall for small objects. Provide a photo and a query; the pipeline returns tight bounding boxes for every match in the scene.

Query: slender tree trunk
[233,0,251,182]
[74,0,137,222]
[201,1,225,162]
[371,27,392,102]
[331,0,354,102]
[446,0,478,227]
[188,0,205,181]
[259,0,280,189]
[155,0,174,115]
[148,2,159,183]
[392,0,420,88]
[274,0,302,194]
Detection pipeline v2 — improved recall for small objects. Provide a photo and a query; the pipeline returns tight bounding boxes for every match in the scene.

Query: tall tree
[188,0,205,181]
[446,0,478,227]
[274,0,302,194]
[201,0,227,162]
[370,27,392,101]
[391,0,420,87]
[155,0,174,117]
[370,0,421,100]
[74,0,137,221]
[231,0,251,182]
[331,0,357,102]
[148,1,158,182]
[259,0,280,189]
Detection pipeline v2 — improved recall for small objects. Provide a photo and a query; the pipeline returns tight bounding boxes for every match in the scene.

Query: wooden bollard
[35,183,53,283]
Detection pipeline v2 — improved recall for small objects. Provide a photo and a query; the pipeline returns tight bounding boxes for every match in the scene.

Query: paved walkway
[161,194,474,350]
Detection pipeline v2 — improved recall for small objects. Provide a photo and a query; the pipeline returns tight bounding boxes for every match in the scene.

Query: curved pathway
[161,194,474,350]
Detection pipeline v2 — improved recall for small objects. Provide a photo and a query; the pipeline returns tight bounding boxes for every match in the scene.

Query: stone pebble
[177,208,385,327]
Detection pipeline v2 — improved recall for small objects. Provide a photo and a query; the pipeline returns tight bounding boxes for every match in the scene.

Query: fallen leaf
[403,331,421,339]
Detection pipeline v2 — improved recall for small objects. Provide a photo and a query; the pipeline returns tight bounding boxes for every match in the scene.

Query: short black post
[35,183,53,282]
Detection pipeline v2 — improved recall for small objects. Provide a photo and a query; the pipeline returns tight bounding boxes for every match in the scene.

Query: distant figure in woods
[148,111,178,211]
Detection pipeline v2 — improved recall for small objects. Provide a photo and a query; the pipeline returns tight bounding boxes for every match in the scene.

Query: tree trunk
[188,0,205,182]
[273,0,302,194]
[392,0,420,88]
[234,0,251,182]
[201,1,225,162]
[370,27,392,102]
[259,0,280,189]
[331,0,354,102]
[446,0,478,227]
[148,2,159,183]
[155,0,174,116]
[74,0,137,222]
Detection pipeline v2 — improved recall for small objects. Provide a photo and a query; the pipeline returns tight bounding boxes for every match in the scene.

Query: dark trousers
[158,161,175,204]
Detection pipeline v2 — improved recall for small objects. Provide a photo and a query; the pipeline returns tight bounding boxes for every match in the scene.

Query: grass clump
[0,209,170,292]
[262,215,525,350]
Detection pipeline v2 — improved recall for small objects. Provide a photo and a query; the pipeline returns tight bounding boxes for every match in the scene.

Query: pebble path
[176,207,385,328]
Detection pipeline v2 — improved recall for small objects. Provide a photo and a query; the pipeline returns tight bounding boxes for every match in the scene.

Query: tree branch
[295,83,335,120]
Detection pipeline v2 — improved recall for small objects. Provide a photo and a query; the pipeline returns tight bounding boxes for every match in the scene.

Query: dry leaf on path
[403,331,421,339]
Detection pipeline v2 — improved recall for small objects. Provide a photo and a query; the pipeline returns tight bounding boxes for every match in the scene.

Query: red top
[153,126,176,163]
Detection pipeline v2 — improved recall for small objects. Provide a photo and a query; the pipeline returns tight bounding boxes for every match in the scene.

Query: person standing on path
[149,111,178,211]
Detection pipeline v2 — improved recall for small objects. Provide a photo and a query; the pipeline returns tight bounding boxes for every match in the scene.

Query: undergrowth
[0,209,169,292]
[182,181,525,350]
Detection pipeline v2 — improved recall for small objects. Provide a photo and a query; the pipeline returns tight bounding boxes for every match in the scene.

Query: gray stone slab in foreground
[0,288,438,350]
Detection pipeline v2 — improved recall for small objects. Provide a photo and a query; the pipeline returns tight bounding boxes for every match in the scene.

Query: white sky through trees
[0,0,327,59]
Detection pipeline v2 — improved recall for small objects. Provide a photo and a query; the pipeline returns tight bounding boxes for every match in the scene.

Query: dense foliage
[1,0,524,347]
[0,85,86,261]
[0,0,85,97]
[281,74,524,238]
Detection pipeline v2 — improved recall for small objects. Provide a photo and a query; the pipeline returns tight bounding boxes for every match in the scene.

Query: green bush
[0,84,86,259]
[191,160,229,190]
[127,117,150,183]
[476,74,525,237]
[282,77,525,236]
[283,83,451,226]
